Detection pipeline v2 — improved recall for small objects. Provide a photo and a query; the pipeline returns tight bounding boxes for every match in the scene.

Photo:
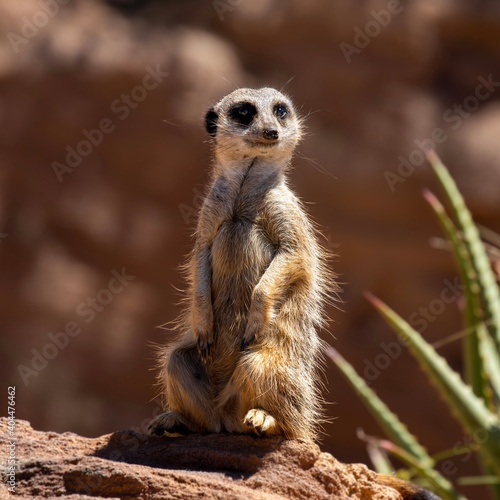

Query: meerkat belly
[210,216,275,332]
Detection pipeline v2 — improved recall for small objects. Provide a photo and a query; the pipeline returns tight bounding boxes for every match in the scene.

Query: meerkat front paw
[148,411,193,436]
[197,335,213,364]
[243,409,280,437]
[241,301,268,350]
[241,321,261,350]
[193,310,215,363]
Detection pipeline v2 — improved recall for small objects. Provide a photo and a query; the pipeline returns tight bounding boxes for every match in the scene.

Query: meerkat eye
[274,104,289,120]
[229,102,257,127]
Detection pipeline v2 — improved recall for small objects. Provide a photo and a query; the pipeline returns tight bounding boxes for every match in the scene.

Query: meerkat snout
[262,128,279,141]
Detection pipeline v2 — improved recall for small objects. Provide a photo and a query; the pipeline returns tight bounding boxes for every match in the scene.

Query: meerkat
[147,87,441,500]
[148,87,330,440]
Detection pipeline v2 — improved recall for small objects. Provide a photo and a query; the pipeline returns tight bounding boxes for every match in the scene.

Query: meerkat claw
[241,337,252,351]
[148,411,192,436]
[197,339,213,363]
[243,409,279,437]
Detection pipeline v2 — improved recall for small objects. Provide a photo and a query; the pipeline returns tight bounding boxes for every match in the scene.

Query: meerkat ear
[205,107,218,137]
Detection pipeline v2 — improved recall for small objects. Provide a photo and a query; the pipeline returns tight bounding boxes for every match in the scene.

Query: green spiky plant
[328,152,500,500]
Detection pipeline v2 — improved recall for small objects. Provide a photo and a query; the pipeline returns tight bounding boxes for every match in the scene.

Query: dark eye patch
[274,103,289,120]
[229,102,257,127]
[205,108,218,137]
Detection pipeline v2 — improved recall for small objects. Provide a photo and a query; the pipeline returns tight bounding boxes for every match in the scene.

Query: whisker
[296,150,337,179]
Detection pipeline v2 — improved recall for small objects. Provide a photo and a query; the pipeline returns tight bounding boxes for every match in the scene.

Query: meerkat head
[205,87,303,164]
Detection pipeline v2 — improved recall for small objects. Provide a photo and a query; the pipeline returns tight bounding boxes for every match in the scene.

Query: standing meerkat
[148,87,331,441]
[147,87,441,500]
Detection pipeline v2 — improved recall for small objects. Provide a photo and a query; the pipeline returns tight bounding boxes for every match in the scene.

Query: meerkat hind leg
[243,408,280,437]
[150,344,217,436]
[148,411,196,436]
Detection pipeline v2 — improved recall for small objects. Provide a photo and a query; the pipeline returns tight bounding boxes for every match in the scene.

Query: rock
[1,418,402,499]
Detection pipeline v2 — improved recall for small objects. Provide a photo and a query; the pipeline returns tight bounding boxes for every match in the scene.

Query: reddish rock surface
[0,418,403,499]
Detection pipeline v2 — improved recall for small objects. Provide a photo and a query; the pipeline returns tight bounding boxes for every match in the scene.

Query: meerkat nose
[262,128,279,141]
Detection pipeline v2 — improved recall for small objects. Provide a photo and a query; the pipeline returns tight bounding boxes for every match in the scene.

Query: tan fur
[149,87,332,441]
[376,475,441,500]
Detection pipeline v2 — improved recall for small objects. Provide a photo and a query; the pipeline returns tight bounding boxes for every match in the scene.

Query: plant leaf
[366,293,500,477]
[326,345,432,465]
[458,476,500,486]
[366,443,394,475]
[423,189,486,402]
[326,346,463,498]
[374,440,466,499]
[428,151,500,352]
[478,324,500,411]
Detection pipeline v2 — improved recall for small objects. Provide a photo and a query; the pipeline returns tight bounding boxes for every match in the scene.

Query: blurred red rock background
[1,0,500,494]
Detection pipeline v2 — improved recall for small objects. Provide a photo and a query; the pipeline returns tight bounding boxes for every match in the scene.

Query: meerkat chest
[211,218,275,278]
[208,173,278,274]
